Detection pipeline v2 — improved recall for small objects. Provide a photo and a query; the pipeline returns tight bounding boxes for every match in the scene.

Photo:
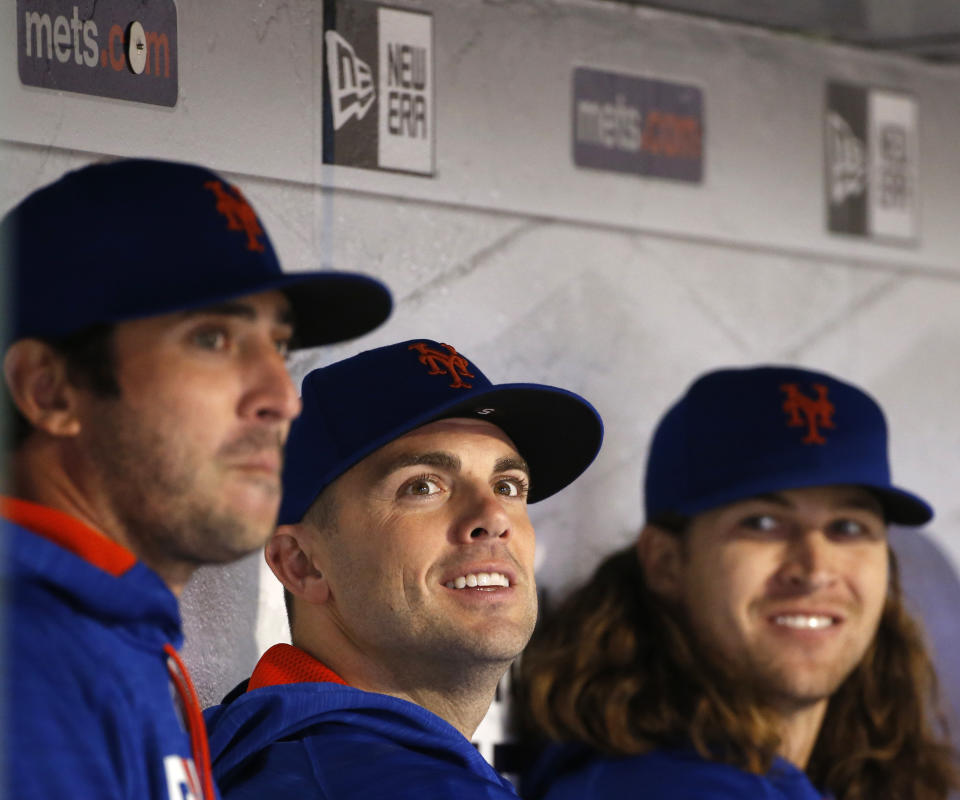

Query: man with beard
[203,339,604,799]
[517,366,958,800]
[1,158,391,800]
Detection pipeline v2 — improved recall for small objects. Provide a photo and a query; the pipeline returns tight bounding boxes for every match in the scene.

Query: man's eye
[494,477,529,498]
[741,514,778,532]
[192,329,229,350]
[829,518,871,538]
[402,477,442,497]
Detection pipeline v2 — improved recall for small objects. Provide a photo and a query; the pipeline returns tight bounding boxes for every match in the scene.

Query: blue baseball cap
[1,158,391,347]
[644,365,932,526]
[279,339,604,524]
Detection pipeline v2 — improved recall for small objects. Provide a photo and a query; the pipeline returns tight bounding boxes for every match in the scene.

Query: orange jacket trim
[0,496,136,577]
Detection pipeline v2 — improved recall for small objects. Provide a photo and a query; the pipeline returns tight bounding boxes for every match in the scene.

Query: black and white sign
[17,0,178,107]
[323,1,433,176]
[572,67,704,183]
[826,81,918,241]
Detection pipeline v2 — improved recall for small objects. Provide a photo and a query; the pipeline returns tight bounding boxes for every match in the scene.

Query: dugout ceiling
[617,0,960,64]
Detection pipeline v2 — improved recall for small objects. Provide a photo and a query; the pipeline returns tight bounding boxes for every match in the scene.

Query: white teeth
[774,614,834,629]
[445,572,510,590]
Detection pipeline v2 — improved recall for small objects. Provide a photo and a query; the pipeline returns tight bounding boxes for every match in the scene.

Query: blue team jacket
[204,644,519,800]
[523,743,828,800]
[2,502,215,800]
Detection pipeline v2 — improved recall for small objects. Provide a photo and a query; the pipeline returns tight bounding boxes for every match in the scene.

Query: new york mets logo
[203,180,265,252]
[409,342,475,389]
[780,383,835,445]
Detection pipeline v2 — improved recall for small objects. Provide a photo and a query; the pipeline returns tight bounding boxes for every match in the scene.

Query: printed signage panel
[825,81,918,241]
[323,1,434,176]
[17,0,179,107]
[572,66,704,183]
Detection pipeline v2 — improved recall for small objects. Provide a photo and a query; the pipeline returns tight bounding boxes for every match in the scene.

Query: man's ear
[265,523,331,605]
[636,524,684,600]
[4,340,82,437]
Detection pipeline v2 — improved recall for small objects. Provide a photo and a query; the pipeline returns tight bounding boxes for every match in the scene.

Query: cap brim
[283,382,603,514]
[674,475,933,527]
[7,268,391,348]
[427,383,604,503]
[275,271,392,348]
[871,486,933,526]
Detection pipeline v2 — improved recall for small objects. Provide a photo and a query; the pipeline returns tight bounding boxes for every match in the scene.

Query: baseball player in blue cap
[517,366,957,800]
[203,339,604,799]
[0,158,391,800]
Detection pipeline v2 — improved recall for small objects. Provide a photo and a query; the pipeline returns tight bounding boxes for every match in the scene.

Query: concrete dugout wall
[3,0,960,763]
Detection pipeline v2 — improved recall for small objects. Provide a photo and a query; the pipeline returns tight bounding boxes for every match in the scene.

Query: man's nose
[775,529,837,591]
[454,486,511,544]
[238,339,302,424]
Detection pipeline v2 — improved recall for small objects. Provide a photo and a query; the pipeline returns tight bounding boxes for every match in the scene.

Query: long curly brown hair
[516,542,958,799]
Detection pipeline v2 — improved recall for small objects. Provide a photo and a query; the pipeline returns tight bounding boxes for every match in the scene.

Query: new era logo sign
[322,1,433,176]
[825,81,917,241]
[825,111,866,205]
[325,30,375,130]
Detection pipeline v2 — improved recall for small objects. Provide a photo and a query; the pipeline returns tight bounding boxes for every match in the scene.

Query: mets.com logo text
[576,94,701,158]
[22,6,171,77]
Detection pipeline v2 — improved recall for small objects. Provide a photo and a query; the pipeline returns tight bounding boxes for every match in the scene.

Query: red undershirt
[248,643,349,690]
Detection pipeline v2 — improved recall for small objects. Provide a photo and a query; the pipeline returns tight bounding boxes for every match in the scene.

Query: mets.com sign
[17,0,178,107]
[573,66,704,183]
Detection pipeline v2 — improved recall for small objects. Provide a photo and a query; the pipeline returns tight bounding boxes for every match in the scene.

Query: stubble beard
[427,554,538,668]
[345,575,537,692]
[435,596,536,665]
[84,400,280,575]
[736,646,855,712]
[384,606,536,700]
[687,608,866,713]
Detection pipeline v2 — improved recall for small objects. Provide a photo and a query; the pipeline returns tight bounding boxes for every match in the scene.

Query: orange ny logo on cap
[780,383,835,445]
[409,342,475,389]
[204,180,265,252]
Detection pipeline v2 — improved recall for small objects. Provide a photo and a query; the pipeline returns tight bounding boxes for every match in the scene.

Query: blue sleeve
[215,740,330,799]
[6,609,135,798]
[538,751,812,800]
[303,726,520,800]
[217,725,519,800]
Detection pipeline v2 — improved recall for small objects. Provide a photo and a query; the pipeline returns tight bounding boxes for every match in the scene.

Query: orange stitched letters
[409,342,475,389]
[780,383,835,445]
[203,180,266,252]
